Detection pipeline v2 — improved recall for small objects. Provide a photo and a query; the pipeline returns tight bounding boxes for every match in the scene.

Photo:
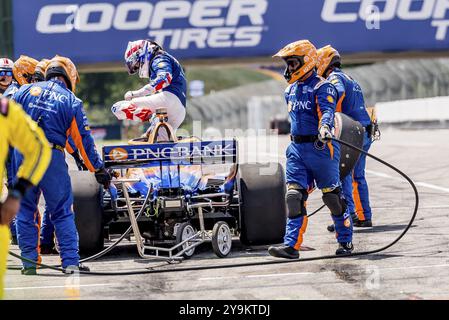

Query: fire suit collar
[297,71,317,85]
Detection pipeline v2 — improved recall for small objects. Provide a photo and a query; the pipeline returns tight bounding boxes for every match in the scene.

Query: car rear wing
[102,139,238,169]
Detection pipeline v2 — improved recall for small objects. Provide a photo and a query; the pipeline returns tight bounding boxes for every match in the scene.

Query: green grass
[185,66,272,96]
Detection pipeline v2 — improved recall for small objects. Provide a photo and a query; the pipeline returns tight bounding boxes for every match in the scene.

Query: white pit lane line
[366,169,449,193]
[258,152,449,194]
[5,283,118,291]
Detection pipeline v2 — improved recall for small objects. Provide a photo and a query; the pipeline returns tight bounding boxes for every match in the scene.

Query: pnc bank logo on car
[322,0,449,40]
[36,0,268,50]
[108,147,128,161]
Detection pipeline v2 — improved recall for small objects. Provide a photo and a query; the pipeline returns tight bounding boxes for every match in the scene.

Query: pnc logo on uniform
[30,86,42,96]
[109,147,128,161]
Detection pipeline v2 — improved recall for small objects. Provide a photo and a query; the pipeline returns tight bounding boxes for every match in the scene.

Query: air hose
[7,137,419,275]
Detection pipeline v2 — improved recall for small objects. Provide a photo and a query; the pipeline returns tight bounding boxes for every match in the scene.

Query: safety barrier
[376,96,449,124]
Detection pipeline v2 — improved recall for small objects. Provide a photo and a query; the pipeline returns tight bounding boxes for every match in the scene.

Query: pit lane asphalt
[5,128,449,300]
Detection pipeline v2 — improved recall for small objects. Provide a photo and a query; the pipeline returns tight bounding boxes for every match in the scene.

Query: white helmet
[0,58,14,72]
[124,40,162,78]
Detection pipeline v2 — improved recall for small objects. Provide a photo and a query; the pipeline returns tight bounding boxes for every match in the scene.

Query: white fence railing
[376,96,449,123]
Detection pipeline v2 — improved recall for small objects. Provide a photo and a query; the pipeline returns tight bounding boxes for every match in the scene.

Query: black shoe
[327,224,335,232]
[353,219,372,228]
[21,267,37,275]
[336,242,354,255]
[11,235,18,245]
[268,245,299,259]
[40,244,59,255]
[351,213,359,223]
[63,263,90,274]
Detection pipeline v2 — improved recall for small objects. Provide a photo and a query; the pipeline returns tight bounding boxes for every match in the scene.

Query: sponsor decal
[109,147,128,161]
[36,0,268,49]
[30,86,42,96]
[344,217,351,228]
[322,0,449,40]
[105,141,235,163]
[289,100,312,111]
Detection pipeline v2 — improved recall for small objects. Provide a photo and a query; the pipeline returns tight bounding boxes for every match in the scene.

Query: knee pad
[286,184,308,219]
[322,187,347,217]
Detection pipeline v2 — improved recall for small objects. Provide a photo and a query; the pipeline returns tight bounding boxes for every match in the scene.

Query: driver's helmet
[124,39,162,78]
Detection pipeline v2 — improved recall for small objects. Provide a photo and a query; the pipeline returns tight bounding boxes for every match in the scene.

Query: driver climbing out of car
[268,40,354,259]
[111,39,187,141]
[12,55,111,274]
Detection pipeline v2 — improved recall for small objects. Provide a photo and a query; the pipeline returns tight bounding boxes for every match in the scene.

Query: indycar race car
[70,109,364,260]
[70,108,288,260]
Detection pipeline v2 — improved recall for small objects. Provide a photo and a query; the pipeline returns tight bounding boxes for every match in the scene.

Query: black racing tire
[69,170,104,254]
[238,163,286,245]
[175,222,196,259]
[211,221,232,258]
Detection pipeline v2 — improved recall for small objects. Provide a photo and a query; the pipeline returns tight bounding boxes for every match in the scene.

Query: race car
[70,108,288,259]
[70,109,363,260]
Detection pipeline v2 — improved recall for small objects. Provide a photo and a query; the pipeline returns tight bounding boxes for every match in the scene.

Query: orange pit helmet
[13,55,39,85]
[273,40,317,84]
[34,59,51,82]
[316,45,341,77]
[45,55,80,92]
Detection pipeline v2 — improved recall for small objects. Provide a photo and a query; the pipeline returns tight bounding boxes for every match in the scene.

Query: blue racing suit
[40,138,82,248]
[284,71,352,249]
[328,68,372,221]
[150,53,187,107]
[13,79,103,268]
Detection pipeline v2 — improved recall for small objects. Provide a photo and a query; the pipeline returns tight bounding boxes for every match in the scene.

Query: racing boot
[40,243,59,255]
[353,219,372,228]
[335,242,354,255]
[21,267,37,275]
[268,245,299,259]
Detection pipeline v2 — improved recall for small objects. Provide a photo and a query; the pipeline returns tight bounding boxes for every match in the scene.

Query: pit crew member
[268,40,353,259]
[316,45,373,228]
[12,55,111,274]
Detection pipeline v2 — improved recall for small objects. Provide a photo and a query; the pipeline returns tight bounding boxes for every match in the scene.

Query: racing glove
[95,167,112,189]
[124,91,134,101]
[318,125,333,142]
[70,150,88,171]
[124,84,156,101]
